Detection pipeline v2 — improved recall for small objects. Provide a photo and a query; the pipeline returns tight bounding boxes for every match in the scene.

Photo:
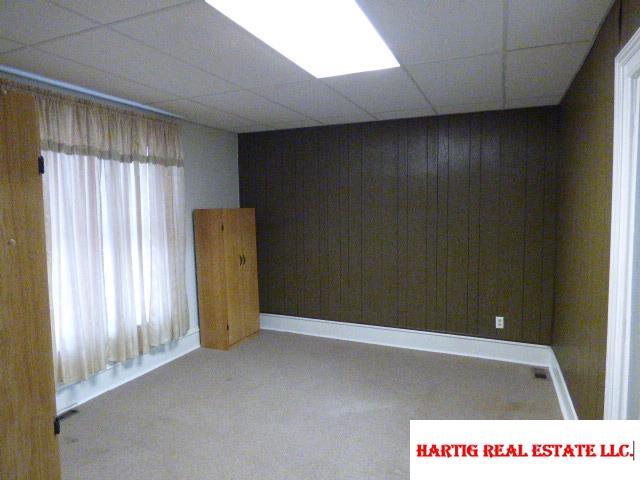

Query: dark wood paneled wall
[239,107,558,344]
[553,0,640,419]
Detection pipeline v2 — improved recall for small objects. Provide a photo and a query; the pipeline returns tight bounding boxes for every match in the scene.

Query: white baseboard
[261,313,550,366]
[55,329,201,414]
[260,313,578,420]
[548,349,579,420]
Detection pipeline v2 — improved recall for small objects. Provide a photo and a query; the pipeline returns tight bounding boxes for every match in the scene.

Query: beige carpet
[59,330,562,479]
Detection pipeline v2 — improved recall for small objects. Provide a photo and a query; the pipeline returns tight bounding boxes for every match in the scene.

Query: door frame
[605,26,640,420]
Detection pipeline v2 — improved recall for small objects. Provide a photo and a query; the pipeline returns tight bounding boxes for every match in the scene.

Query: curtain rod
[0,65,183,121]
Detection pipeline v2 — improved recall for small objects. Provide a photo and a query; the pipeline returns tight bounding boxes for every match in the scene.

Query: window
[39,96,188,385]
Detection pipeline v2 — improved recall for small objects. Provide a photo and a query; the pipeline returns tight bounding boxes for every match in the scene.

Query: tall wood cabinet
[1,91,61,479]
[194,208,260,350]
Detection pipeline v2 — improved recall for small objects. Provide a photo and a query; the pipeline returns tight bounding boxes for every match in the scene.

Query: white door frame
[605,27,640,420]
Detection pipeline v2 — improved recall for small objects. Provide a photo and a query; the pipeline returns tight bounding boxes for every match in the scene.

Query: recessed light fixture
[204,0,399,78]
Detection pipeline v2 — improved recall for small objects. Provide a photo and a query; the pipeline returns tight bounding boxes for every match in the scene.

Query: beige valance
[0,77,183,167]
[36,96,183,167]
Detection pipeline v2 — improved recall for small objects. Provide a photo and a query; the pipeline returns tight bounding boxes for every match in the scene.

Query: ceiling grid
[0,0,615,132]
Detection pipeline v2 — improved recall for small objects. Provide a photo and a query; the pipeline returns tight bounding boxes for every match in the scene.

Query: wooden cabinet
[194,208,260,350]
[1,91,61,479]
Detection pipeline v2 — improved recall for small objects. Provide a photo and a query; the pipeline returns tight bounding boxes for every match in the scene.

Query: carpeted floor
[59,331,562,479]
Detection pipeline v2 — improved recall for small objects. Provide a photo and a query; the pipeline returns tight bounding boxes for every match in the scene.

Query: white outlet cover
[495,316,504,329]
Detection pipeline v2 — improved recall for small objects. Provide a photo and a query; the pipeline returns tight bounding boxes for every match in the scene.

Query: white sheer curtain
[39,96,188,385]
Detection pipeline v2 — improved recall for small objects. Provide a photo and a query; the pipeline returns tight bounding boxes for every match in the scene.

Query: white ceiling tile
[437,101,503,115]
[112,2,311,89]
[235,125,272,133]
[0,47,172,104]
[506,42,591,100]
[51,0,189,24]
[0,1,612,127]
[323,68,429,113]
[407,54,503,108]
[374,107,436,121]
[506,96,562,109]
[269,119,322,130]
[319,112,375,125]
[193,90,310,125]
[38,28,235,97]
[0,37,24,53]
[253,80,368,119]
[507,0,613,49]
[153,98,258,131]
[0,0,96,44]
[358,0,503,65]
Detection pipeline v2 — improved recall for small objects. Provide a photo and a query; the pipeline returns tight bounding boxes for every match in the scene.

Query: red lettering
[416,444,428,457]
[483,444,528,457]
[416,444,480,458]
[506,444,528,457]
[601,444,633,457]
[619,444,632,457]
[463,444,479,457]
[547,444,561,456]
[429,445,441,457]
[532,444,602,457]
[483,445,496,458]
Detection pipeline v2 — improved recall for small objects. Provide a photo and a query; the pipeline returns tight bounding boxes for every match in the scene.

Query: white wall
[181,120,239,331]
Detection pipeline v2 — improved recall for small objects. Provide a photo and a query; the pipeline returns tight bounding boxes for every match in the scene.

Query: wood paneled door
[238,209,260,340]
[0,90,61,479]
[194,208,260,350]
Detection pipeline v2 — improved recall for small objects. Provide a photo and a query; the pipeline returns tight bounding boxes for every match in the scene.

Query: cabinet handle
[240,254,243,266]
[242,254,246,266]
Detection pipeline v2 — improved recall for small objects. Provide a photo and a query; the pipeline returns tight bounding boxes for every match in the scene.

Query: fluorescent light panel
[205,0,399,78]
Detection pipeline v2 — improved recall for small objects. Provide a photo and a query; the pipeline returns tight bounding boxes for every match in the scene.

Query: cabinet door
[222,209,245,345]
[193,209,228,350]
[0,91,61,479]
[238,208,260,336]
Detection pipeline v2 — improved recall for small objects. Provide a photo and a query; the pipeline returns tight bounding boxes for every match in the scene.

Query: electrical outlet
[495,316,504,329]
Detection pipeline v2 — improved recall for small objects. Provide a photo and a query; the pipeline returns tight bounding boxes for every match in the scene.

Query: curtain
[38,96,188,385]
